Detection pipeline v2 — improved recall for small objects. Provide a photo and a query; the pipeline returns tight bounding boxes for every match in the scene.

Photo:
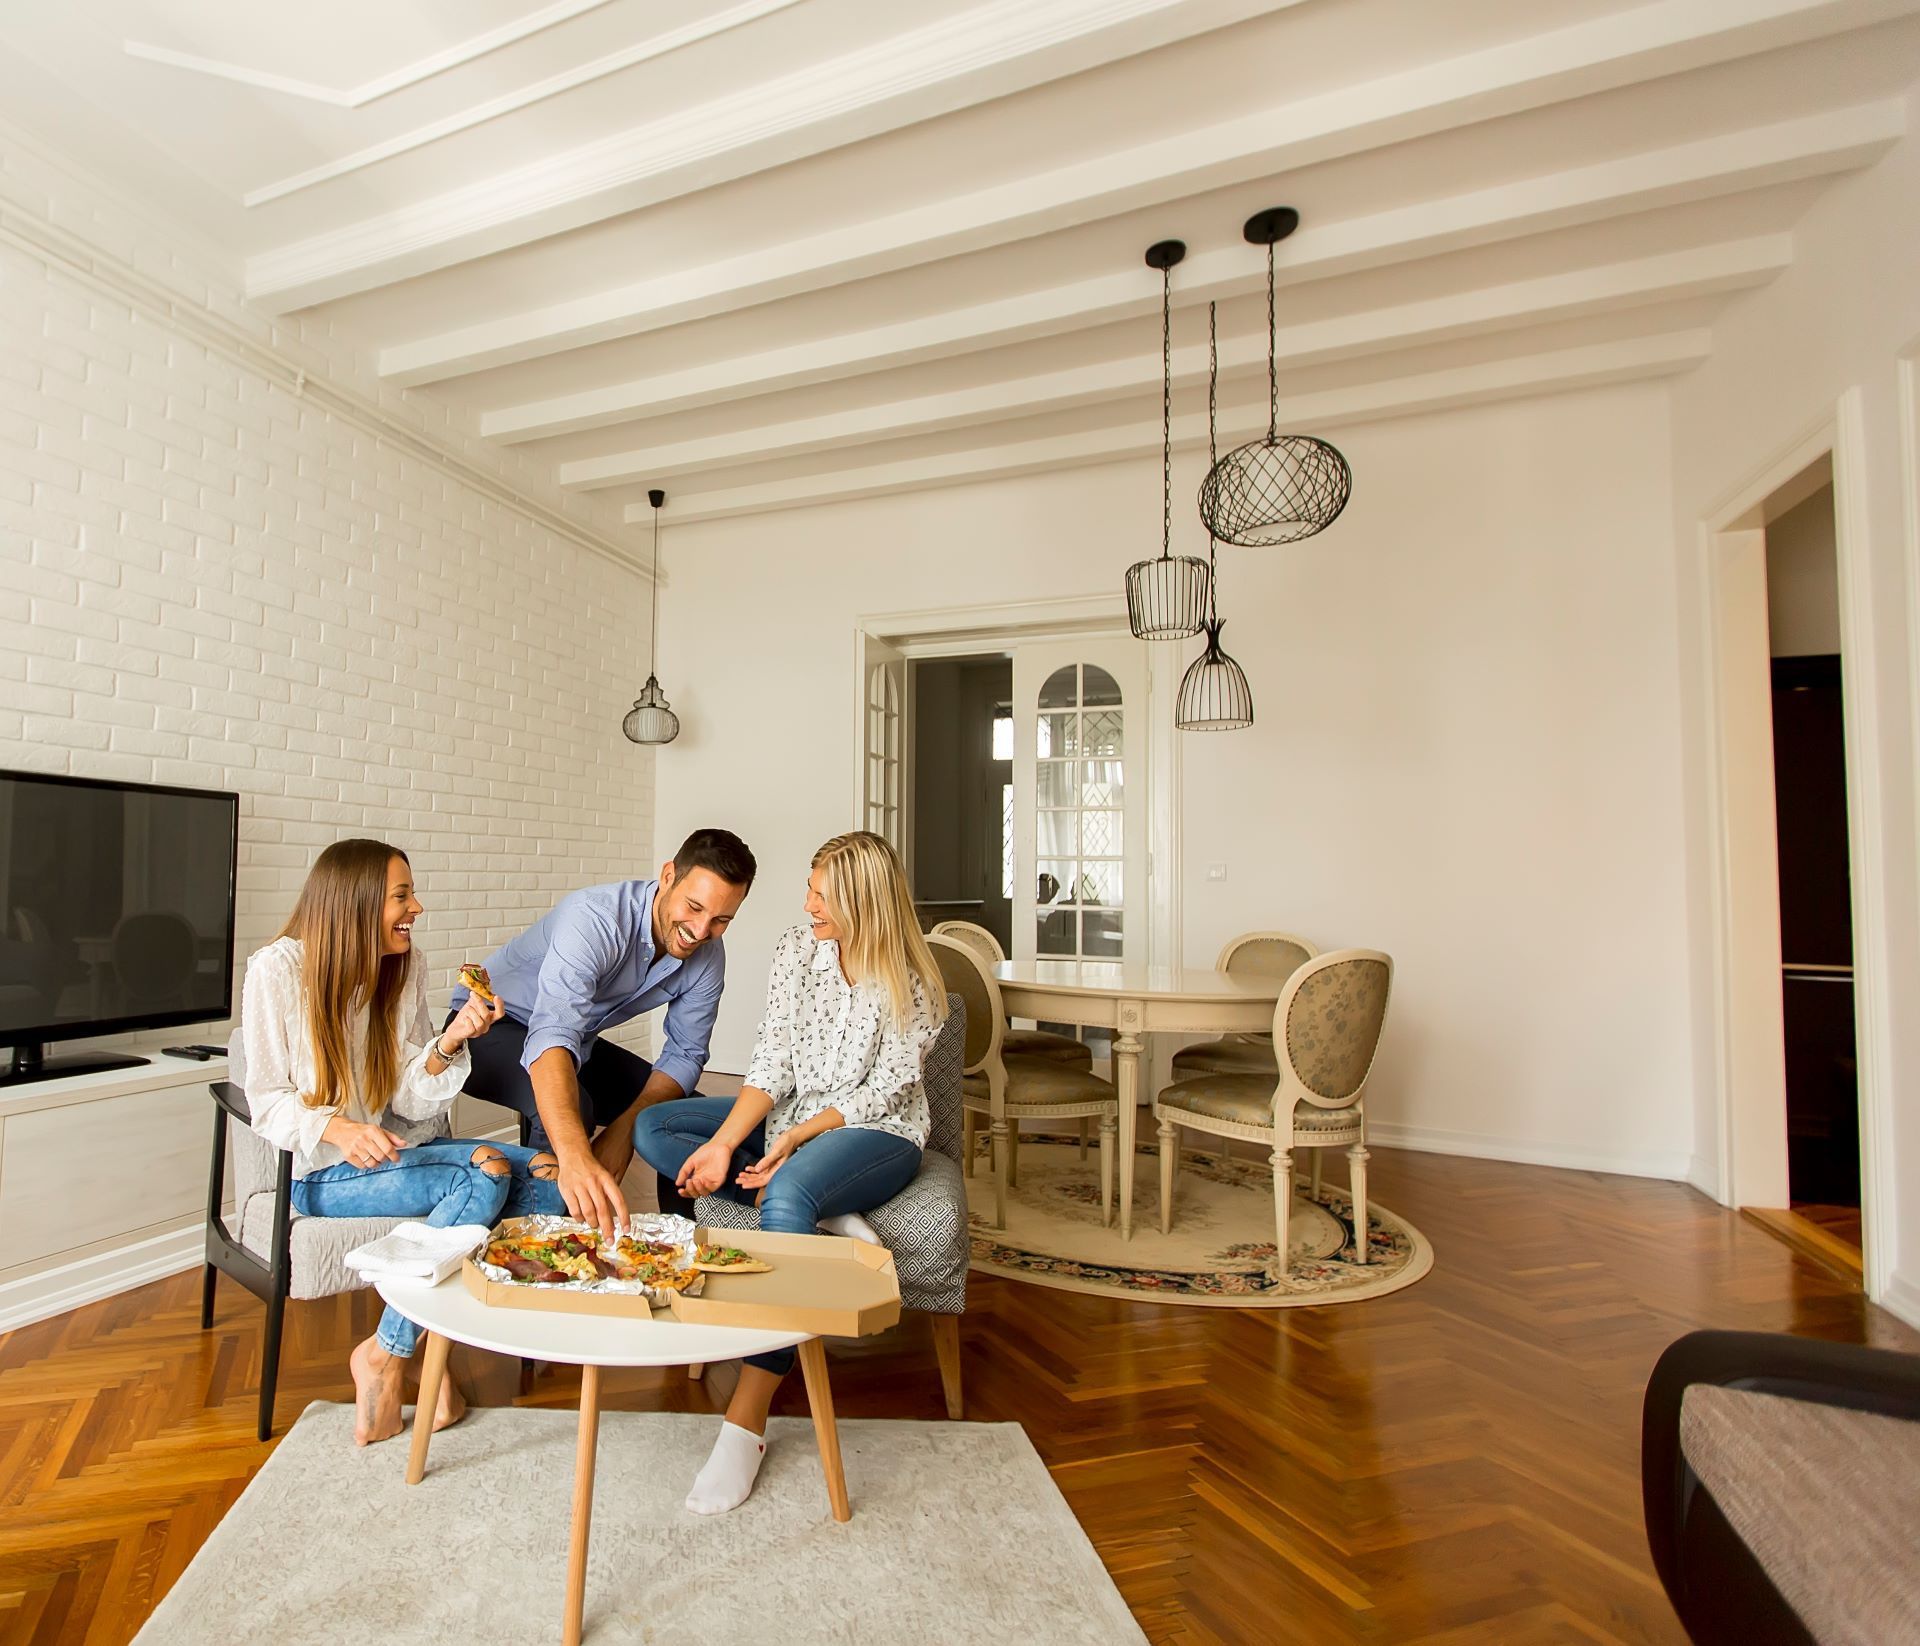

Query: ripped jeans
[291,1139,565,1357]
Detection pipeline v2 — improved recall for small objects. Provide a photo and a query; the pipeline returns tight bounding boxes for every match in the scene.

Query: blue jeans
[632,1097,922,1375]
[292,1139,566,1357]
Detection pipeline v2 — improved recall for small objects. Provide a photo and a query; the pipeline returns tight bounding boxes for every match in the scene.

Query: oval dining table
[991,958,1284,1240]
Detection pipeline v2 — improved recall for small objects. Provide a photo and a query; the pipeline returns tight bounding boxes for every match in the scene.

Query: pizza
[483,1227,617,1285]
[693,1243,774,1274]
[458,963,495,1004]
[614,1234,704,1292]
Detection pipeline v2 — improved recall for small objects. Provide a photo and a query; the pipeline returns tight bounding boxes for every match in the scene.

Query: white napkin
[343,1221,491,1285]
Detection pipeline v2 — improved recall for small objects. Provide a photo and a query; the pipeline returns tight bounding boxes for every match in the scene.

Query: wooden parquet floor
[1,1148,1912,1645]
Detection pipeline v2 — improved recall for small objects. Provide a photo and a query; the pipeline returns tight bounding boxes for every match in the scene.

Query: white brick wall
[0,200,658,1062]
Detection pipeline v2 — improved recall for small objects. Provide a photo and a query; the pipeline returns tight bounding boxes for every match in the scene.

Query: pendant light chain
[1266,238,1278,442]
[1207,300,1221,624]
[1151,240,1178,556]
[648,500,662,675]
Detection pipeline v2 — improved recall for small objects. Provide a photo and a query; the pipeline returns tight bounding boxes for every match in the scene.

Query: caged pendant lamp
[1125,239,1210,640]
[622,488,681,745]
[1198,207,1351,548]
[1177,303,1253,732]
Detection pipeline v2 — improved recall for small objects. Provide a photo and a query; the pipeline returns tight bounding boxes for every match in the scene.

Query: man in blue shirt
[453,828,756,1236]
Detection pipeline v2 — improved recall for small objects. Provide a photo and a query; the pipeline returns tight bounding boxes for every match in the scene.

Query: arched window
[864,663,901,846]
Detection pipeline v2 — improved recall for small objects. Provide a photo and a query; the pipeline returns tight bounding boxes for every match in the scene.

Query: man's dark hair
[672,828,757,890]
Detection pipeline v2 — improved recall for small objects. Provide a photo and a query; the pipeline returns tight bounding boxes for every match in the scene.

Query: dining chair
[928,934,1119,1229]
[1168,930,1320,1079]
[1153,949,1392,1273]
[931,918,1097,1161]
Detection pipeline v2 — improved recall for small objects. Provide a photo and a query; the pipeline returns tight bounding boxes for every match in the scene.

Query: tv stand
[1,1043,151,1086]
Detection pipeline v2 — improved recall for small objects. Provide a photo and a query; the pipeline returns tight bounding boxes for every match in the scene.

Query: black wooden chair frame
[201,1080,292,1442]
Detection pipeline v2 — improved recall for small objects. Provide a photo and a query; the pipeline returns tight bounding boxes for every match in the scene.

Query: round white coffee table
[376,1273,837,1646]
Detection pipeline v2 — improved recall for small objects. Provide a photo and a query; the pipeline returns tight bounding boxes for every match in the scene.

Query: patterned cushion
[963,1056,1117,1111]
[1171,1038,1278,1078]
[1159,1078,1361,1138]
[696,992,972,1316]
[1002,1028,1092,1067]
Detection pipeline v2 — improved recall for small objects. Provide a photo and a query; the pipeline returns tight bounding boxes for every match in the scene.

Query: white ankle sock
[685,1420,767,1515]
[818,1211,881,1246]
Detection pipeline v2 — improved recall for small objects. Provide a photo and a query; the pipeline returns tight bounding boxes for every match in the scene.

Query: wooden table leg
[797,1338,851,1523]
[406,1331,451,1486]
[563,1364,602,1646]
[1115,1003,1144,1240]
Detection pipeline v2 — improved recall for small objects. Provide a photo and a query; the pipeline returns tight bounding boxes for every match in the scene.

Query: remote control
[162,1046,212,1061]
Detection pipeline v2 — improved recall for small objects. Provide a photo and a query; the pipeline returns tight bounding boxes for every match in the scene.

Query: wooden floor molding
[0,1149,1911,1645]
[1741,1205,1865,1285]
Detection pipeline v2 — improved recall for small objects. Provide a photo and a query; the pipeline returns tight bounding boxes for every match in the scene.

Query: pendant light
[1198,207,1351,547]
[1125,239,1210,640]
[1177,303,1253,732]
[622,488,681,745]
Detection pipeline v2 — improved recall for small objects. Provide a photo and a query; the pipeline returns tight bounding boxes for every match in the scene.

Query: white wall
[1667,93,1920,1320]
[656,381,1699,1180]
[0,130,658,1313]
[1767,485,1842,657]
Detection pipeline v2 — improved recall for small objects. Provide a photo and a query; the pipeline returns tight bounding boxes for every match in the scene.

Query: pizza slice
[693,1243,774,1274]
[458,963,495,1004]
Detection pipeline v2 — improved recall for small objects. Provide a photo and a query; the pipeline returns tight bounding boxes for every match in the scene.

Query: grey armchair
[693,993,972,1418]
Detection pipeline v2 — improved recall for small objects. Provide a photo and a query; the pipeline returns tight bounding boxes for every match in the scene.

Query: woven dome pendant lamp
[622,487,681,745]
[1125,239,1210,640]
[1198,207,1351,548]
[1178,302,1253,731]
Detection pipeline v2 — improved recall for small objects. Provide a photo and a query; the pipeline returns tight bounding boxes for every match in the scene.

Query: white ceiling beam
[484,99,1896,441]
[379,0,1916,383]
[634,331,1713,525]
[245,0,1296,310]
[561,237,1785,487]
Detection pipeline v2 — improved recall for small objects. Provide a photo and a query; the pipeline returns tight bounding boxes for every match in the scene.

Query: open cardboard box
[461,1225,901,1339]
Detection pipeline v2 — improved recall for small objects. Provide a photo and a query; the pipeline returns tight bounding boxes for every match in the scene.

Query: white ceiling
[4,0,1918,524]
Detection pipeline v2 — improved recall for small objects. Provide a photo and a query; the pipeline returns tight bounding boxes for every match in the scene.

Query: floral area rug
[965,1139,1432,1308]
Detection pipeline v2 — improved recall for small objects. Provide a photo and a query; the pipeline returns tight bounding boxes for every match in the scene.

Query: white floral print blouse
[744,923,942,1150]
[240,936,471,1178]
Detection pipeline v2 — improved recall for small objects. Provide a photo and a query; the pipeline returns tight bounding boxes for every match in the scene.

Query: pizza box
[460,1226,901,1340]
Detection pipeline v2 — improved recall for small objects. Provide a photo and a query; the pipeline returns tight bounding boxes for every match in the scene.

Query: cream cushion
[1158,1075,1357,1134]
[963,1055,1116,1110]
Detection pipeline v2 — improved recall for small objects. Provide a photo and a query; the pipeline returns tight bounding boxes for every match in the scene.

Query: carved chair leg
[1310,1149,1324,1201]
[963,1111,979,1179]
[1269,1147,1293,1282]
[1157,1114,1177,1235]
[1098,1113,1117,1229]
[1078,1117,1089,1161]
[990,1120,1010,1228]
[1348,1143,1370,1264]
[1007,1123,1020,1190]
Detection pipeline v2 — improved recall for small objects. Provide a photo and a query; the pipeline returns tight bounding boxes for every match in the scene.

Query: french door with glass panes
[1011,638,1147,969]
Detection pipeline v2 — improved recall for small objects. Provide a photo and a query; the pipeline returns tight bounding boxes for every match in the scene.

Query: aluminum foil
[474,1212,703,1304]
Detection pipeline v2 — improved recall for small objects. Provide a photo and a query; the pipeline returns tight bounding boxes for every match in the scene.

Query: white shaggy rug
[135,1402,1146,1645]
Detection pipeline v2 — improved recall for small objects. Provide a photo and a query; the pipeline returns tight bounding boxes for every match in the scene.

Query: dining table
[991,958,1283,1239]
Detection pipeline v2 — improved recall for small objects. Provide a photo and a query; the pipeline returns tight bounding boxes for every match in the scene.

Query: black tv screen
[0,770,238,1046]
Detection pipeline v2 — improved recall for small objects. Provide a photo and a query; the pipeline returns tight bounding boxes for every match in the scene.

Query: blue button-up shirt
[454,879,723,1094]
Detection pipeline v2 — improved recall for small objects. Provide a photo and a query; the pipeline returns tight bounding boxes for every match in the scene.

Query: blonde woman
[241,839,564,1446]
[633,830,948,1514]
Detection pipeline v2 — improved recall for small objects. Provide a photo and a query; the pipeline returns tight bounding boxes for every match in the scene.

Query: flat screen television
[0,769,238,1084]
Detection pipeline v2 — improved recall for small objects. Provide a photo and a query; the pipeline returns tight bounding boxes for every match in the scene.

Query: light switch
[1206,863,1227,882]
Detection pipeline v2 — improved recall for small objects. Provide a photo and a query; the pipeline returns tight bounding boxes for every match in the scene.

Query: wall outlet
[1206,863,1227,882]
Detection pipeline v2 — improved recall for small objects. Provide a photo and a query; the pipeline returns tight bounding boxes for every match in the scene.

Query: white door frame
[854,594,1181,971]
[1696,388,1891,1295]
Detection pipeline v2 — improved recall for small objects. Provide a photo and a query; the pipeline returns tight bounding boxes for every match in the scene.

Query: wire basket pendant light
[622,487,681,745]
[1177,303,1254,732]
[1125,239,1210,640]
[1198,207,1351,547]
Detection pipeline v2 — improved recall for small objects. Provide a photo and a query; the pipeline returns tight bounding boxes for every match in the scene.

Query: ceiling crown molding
[124,0,617,109]
[243,0,1295,309]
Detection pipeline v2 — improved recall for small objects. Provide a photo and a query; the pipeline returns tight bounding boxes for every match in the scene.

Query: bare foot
[433,1373,467,1433]
[349,1336,405,1446]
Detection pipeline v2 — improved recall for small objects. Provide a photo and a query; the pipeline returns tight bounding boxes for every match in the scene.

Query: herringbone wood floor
[2,1148,1912,1645]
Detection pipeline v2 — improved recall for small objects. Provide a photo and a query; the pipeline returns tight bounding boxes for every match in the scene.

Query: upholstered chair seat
[1170,931,1318,1077]
[1158,1074,1365,1139]
[929,920,1092,1070]
[1169,1037,1280,1080]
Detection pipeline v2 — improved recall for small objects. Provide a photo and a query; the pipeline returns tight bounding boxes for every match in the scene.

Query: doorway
[908,653,1013,954]
[1706,448,1869,1285]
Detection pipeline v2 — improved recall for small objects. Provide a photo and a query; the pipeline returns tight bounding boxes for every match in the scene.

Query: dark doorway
[910,655,1012,952]
[1770,651,1858,1221]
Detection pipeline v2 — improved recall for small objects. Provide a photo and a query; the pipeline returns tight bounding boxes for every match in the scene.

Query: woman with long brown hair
[633,830,947,1513]
[241,838,563,1445]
